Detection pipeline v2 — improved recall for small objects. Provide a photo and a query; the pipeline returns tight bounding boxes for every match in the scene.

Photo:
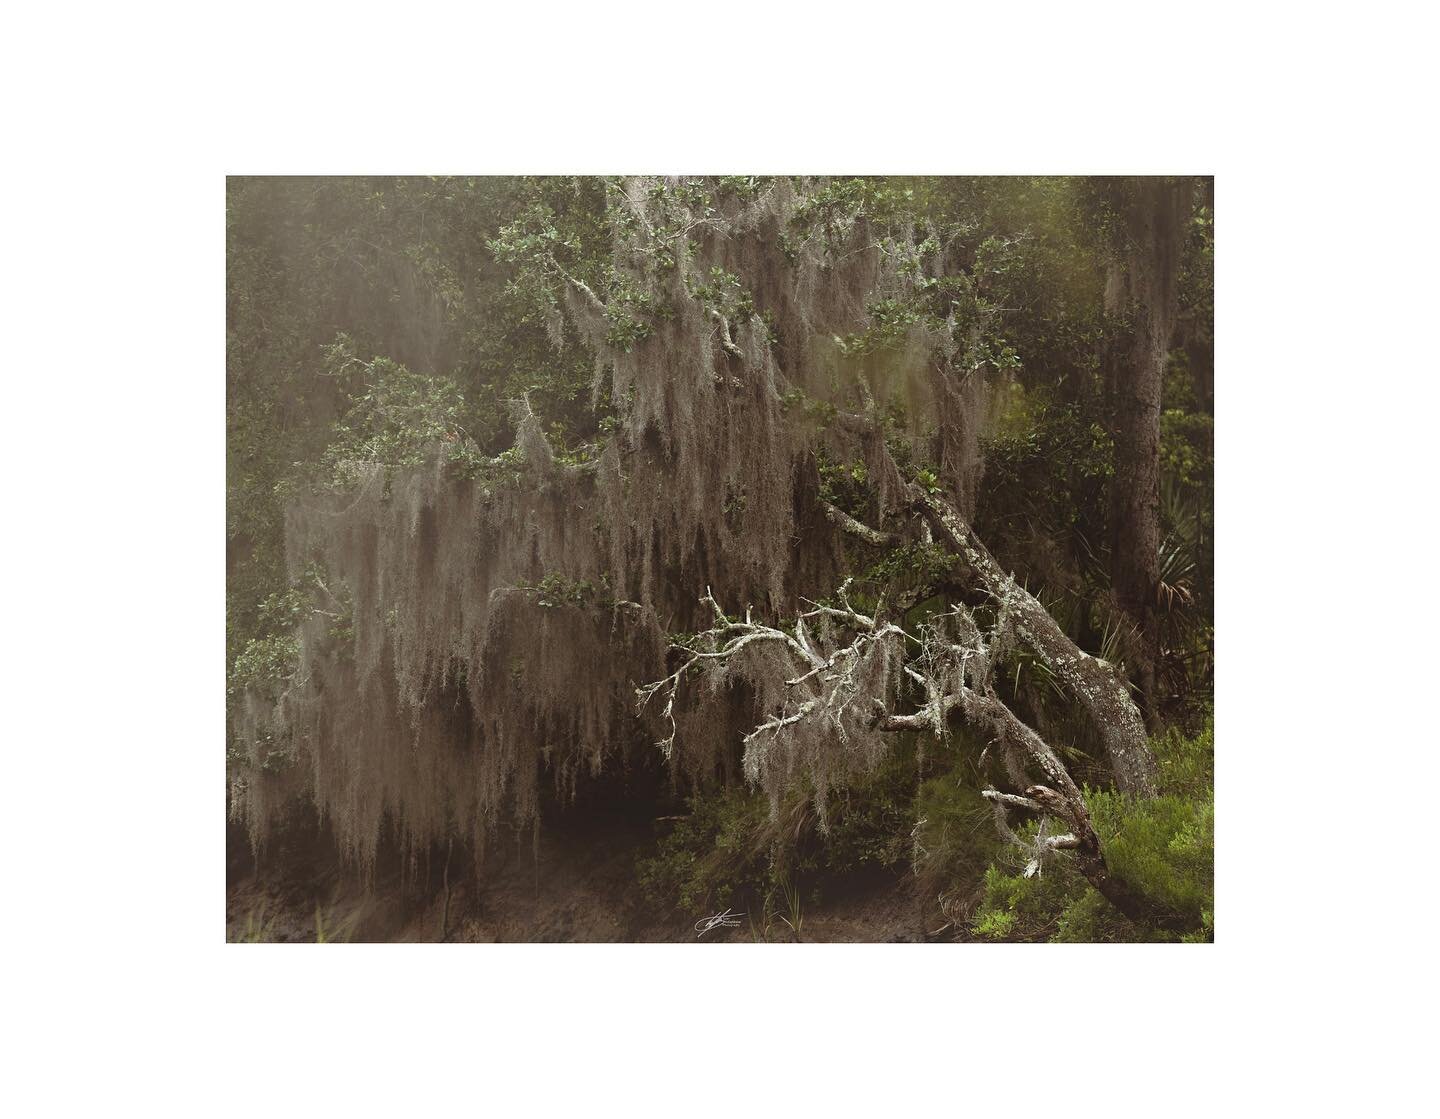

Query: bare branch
[709,309,744,359]
[981,789,1043,812]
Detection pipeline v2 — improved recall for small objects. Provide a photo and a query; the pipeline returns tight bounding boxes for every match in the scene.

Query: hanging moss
[233,177,1029,872]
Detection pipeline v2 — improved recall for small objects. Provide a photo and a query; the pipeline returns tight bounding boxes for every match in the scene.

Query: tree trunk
[1106,177,1194,725]
[913,487,1158,796]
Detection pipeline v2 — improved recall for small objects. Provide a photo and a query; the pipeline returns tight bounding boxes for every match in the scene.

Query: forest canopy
[226,175,1213,942]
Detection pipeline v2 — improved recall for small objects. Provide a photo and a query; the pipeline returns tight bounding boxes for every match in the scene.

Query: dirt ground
[226,809,944,944]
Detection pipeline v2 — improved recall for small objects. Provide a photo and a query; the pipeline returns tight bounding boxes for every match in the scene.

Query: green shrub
[821,740,925,873]
[974,858,1093,940]
[970,715,1214,942]
[640,741,928,920]
[911,775,1004,924]
[1088,788,1213,918]
[638,785,774,915]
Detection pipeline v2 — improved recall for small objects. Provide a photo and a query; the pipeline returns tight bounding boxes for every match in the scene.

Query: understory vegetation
[227,175,1214,942]
[971,717,1213,942]
[640,715,1211,942]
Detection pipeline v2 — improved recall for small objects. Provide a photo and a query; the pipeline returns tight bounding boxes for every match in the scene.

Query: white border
[5,1,1433,1113]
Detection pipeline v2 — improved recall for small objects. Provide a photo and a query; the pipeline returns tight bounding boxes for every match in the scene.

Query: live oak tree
[229,176,1211,931]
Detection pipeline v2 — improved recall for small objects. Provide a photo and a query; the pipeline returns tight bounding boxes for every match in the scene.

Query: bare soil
[226,812,939,944]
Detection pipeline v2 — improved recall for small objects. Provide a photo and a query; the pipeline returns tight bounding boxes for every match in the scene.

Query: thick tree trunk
[913,487,1158,796]
[1109,310,1163,723]
[1106,177,1194,725]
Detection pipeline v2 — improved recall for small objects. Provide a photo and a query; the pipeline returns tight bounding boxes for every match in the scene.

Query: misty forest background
[226,176,1213,942]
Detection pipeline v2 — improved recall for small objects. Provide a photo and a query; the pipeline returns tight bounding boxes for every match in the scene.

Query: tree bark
[1105,177,1194,725]
[912,486,1158,796]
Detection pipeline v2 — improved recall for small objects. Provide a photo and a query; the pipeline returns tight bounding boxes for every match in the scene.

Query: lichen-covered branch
[822,500,897,547]
[638,579,1178,926]
[910,485,1158,796]
[637,585,908,819]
